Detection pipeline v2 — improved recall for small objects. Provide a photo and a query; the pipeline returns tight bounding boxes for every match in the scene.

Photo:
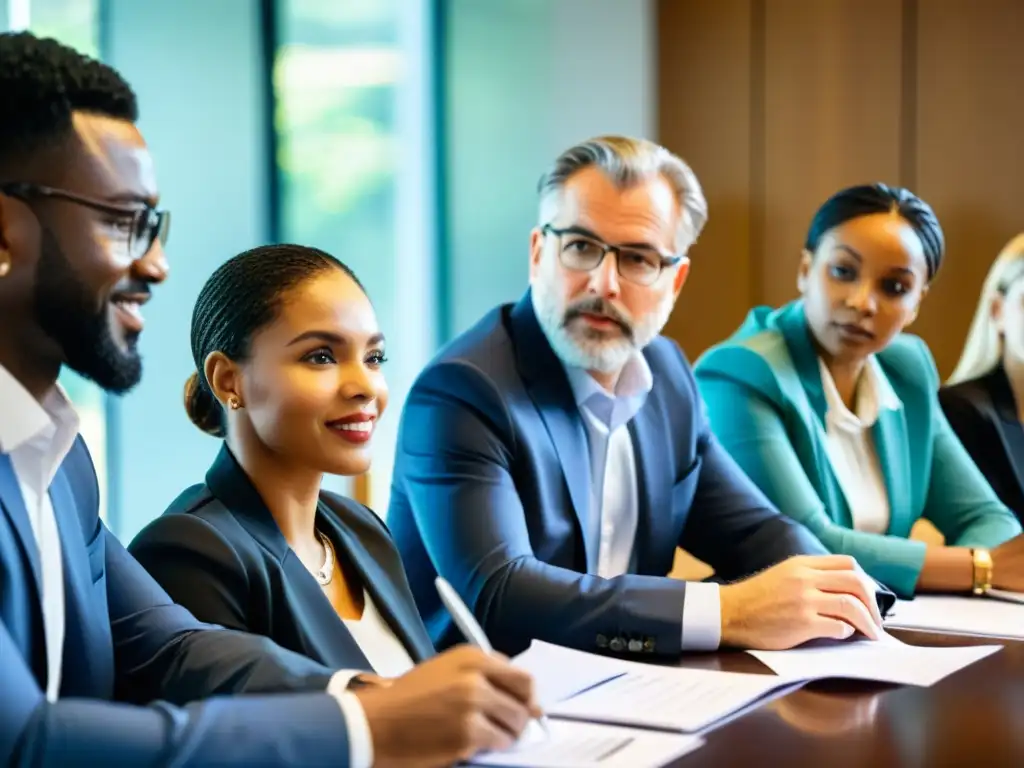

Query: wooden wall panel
[653,0,1024,571]
[658,0,1024,377]
[760,0,906,308]
[657,0,755,361]
[913,0,1024,377]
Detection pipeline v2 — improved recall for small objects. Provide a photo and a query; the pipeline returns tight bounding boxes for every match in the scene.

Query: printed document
[470,720,704,768]
[513,641,627,707]
[514,641,803,733]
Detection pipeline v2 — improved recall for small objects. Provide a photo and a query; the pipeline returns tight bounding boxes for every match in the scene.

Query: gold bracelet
[971,548,993,595]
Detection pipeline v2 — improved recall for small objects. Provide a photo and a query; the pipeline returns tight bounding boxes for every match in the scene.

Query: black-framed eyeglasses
[540,223,682,287]
[0,181,170,261]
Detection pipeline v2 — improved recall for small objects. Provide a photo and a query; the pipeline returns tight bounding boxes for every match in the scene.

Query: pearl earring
[0,252,11,277]
[228,397,241,410]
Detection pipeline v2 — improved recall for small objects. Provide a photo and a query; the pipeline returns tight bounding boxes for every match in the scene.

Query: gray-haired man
[389,135,891,658]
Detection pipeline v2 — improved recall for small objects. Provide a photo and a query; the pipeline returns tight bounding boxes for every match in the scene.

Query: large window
[274,0,404,504]
[6,0,108,521]
[275,0,400,278]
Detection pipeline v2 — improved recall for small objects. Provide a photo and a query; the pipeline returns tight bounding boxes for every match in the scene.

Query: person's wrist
[719,583,742,647]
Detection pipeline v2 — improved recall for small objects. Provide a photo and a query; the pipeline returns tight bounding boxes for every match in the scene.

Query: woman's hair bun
[183,371,226,437]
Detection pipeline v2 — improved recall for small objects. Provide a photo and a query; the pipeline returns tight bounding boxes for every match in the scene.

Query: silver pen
[435,577,551,740]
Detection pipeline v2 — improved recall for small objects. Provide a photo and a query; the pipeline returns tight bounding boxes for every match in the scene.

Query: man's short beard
[33,228,142,394]
[531,256,676,373]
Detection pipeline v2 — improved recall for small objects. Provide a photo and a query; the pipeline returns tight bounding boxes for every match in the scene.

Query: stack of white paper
[503,632,1003,766]
[513,640,629,707]
[748,631,1002,686]
[470,720,704,768]
[884,595,1024,639]
[515,641,803,733]
[544,663,803,733]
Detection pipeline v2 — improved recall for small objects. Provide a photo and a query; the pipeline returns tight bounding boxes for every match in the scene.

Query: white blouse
[343,590,416,678]
[818,357,901,534]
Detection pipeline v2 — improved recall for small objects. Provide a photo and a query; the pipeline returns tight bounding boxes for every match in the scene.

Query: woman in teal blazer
[694,183,1023,598]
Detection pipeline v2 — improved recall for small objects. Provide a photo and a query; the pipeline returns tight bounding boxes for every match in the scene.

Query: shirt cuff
[328,672,374,768]
[680,581,722,651]
[328,669,366,693]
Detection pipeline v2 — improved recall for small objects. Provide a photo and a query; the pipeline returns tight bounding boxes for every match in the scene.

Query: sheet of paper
[469,719,704,768]
[513,641,629,707]
[544,660,803,733]
[987,589,1024,605]
[748,631,1002,686]
[884,595,1024,639]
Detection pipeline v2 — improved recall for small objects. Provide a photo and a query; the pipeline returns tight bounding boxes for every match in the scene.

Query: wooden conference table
[665,630,1024,767]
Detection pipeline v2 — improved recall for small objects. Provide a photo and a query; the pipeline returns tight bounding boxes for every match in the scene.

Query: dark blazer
[1,438,353,768]
[387,290,834,658]
[940,367,1024,525]
[129,445,436,671]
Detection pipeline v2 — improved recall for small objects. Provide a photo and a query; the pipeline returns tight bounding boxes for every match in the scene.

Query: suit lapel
[628,393,672,576]
[873,407,913,537]
[320,505,435,661]
[534,400,592,564]
[509,292,593,568]
[774,302,863,527]
[775,301,829,424]
[205,447,371,670]
[279,554,372,670]
[49,459,110,696]
[0,453,43,607]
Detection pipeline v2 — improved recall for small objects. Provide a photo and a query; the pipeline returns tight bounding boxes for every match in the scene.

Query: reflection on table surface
[667,630,1024,767]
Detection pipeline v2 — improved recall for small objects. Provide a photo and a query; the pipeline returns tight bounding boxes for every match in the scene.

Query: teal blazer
[694,300,1022,597]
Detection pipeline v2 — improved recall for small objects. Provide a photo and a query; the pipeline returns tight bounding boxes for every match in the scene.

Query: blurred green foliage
[275,0,399,298]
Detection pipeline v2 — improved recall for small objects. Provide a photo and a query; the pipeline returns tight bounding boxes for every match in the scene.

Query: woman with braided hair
[130,243,436,680]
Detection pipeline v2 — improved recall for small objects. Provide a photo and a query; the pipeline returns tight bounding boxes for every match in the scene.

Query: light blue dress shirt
[562,354,722,650]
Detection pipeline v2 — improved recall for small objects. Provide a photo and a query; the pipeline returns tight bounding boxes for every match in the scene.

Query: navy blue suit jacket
[388,291,830,657]
[1,438,353,767]
[129,445,435,669]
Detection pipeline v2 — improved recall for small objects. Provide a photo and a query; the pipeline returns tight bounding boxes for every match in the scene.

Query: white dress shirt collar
[0,364,80,484]
[563,351,654,430]
[818,356,900,430]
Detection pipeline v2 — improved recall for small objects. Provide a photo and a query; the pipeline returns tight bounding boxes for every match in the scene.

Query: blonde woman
[941,234,1024,523]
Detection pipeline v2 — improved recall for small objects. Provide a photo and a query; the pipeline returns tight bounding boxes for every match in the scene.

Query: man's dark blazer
[129,445,436,670]
[387,290,833,658]
[940,367,1024,524]
[1,438,355,768]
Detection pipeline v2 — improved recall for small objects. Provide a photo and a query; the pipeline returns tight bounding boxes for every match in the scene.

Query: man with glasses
[0,31,539,767]
[389,136,891,658]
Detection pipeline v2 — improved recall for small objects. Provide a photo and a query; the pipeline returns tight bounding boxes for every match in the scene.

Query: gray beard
[531,270,675,373]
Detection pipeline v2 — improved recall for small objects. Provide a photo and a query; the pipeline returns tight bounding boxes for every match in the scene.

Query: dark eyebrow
[834,244,863,261]
[887,266,915,277]
[560,224,669,256]
[834,244,915,277]
[287,330,386,347]
[559,224,604,240]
